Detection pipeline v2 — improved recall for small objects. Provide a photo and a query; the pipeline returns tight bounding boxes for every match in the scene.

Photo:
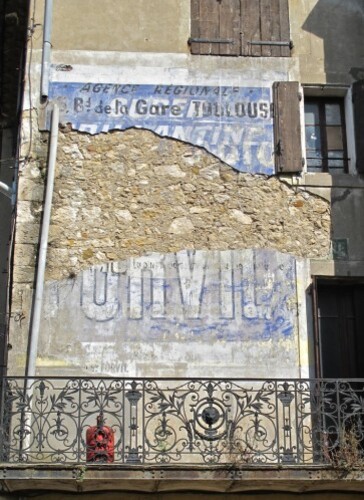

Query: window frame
[301,83,362,175]
[304,96,349,174]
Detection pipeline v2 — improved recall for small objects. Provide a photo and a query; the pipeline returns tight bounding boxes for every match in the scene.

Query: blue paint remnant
[43,249,299,343]
[48,80,274,174]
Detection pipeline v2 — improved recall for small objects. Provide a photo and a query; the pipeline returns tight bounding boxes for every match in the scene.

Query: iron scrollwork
[1,377,364,466]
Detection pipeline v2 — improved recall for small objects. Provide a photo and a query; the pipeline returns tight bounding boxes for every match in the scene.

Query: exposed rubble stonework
[13,127,330,286]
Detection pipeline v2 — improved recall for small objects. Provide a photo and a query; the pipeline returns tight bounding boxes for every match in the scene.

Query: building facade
[1,0,364,498]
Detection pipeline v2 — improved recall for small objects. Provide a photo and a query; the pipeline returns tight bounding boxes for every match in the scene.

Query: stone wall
[8,126,330,375]
[14,127,330,285]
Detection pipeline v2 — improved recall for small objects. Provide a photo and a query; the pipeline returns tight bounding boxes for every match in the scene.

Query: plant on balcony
[328,425,364,477]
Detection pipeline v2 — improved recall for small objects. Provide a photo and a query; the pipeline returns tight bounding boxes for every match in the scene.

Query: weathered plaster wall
[9,124,328,376]
[32,0,190,53]
[9,44,325,377]
[49,81,275,174]
[17,249,310,378]
[29,0,364,85]
[14,0,364,378]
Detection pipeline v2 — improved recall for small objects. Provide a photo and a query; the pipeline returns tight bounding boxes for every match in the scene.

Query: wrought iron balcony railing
[0,377,364,466]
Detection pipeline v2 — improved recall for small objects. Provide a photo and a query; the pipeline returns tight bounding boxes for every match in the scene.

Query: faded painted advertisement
[48,82,274,174]
[38,250,310,378]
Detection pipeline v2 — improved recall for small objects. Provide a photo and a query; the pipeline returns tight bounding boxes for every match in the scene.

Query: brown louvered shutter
[190,0,240,56]
[273,81,303,173]
[353,80,364,174]
[241,0,290,57]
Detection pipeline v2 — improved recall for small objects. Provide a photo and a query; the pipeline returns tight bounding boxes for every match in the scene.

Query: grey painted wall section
[300,0,364,84]
[331,187,364,262]
[36,249,310,378]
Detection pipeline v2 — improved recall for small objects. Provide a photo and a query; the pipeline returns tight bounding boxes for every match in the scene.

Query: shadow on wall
[302,0,364,83]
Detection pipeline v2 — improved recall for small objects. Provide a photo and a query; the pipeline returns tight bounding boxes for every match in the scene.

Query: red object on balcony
[86,414,114,463]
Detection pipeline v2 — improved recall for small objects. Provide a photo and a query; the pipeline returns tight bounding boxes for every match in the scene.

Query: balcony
[1,377,364,493]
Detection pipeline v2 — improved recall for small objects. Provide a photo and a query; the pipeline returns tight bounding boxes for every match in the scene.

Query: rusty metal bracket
[248,40,293,49]
[188,37,235,44]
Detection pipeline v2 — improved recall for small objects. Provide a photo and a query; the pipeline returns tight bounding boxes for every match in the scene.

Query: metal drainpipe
[40,0,53,99]
[0,181,12,199]
[26,104,59,381]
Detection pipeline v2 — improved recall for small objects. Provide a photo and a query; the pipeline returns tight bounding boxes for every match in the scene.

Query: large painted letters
[44,249,298,340]
[48,82,274,174]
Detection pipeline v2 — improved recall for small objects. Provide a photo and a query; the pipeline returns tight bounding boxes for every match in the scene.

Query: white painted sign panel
[39,250,310,378]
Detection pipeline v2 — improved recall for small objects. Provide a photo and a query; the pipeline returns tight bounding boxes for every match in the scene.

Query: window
[314,280,364,378]
[190,0,291,57]
[273,82,364,176]
[304,98,348,174]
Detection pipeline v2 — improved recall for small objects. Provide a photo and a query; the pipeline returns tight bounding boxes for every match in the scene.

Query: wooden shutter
[273,81,303,173]
[241,0,261,56]
[241,0,290,57]
[190,0,240,56]
[278,0,291,57]
[353,80,364,174]
[219,0,240,55]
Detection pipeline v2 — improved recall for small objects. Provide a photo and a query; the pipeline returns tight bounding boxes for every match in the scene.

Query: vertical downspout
[0,181,12,199]
[40,0,53,99]
[26,104,59,380]
[29,0,56,367]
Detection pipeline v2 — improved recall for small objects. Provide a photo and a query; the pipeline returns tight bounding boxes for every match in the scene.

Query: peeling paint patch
[43,249,297,342]
[36,249,310,377]
[48,81,274,174]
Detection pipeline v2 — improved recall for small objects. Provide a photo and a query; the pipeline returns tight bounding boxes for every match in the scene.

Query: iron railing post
[125,380,141,464]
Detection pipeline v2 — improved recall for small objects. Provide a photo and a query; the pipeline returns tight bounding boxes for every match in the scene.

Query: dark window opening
[315,280,364,378]
[313,280,364,464]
